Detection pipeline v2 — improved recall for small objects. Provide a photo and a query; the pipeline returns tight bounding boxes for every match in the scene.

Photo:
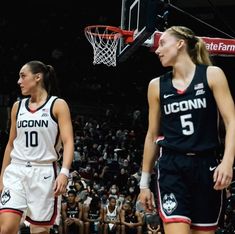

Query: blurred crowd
[17,108,162,234]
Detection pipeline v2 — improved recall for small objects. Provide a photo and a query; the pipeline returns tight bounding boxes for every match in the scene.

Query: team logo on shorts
[162,193,177,215]
[1,189,11,205]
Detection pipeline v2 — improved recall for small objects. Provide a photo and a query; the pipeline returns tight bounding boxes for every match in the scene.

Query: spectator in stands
[73,146,82,171]
[61,189,84,234]
[124,177,139,205]
[103,196,121,234]
[79,163,93,183]
[83,195,104,234]
[120,200,143,234]
[145,212,162,234]
[115,168,129,193]
[108,184,120,200]
[74,177,88,203]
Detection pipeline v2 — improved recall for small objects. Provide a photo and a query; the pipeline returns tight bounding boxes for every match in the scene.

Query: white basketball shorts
[0,161,58,226]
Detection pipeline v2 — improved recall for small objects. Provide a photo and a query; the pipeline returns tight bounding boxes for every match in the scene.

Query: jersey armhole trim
[202,65,210,90]
[16,100,22,120]
[50,97,59,123]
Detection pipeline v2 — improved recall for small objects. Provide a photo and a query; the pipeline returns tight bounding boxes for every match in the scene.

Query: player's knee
[30,224,51,233]
[78,220,84,226]
[84,221,89,227]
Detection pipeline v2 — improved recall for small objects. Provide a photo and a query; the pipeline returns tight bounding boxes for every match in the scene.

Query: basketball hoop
[84,25,134,67]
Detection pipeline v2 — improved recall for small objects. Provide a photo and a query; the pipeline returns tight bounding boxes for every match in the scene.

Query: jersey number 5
[180,114,194,135]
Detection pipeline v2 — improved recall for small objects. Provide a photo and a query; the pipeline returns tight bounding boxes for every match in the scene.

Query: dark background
[0,0,235,189]
[0,0,234,113]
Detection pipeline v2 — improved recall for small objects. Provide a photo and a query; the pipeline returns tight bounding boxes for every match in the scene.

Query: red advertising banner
[153,32,235,55]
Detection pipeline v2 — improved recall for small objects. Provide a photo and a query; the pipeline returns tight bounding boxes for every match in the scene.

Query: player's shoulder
[11,99,22,112]
[148,77,161,97]
[206,65,227,86]
[53,97,69,108]
[150,76,160,82]
[52,97,71,117]
[149,76,160,87]
[207,65,224,74]
[54,97,66,104]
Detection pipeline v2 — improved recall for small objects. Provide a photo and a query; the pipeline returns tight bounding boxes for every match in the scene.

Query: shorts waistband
[161,147,217,157]
[11,159,53,167]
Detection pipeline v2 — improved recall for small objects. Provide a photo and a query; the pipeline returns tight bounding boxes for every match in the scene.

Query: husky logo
[1,189,11,205]
[162,193,177,215]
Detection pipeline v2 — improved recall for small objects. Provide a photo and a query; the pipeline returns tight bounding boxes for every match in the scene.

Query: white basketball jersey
[11,96,61,163]
[106,205,118,221]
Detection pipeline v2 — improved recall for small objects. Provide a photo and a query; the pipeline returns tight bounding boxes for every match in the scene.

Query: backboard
[117,0,162,63]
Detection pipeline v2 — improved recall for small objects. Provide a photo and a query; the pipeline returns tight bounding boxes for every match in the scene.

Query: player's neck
[172,60,196,80]
[29,91,48,110]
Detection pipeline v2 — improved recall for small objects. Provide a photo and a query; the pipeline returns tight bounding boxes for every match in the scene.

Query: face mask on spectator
[86,166,91,172]
[119,195,125,203]
[120,169,125,175]
[123,160,129,167]
[131,180,135,185]
[93,184,100,190]
[129,187,135,193]
[111,189,117,194]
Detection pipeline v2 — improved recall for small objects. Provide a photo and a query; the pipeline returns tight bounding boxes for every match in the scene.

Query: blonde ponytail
[192,37,212,65]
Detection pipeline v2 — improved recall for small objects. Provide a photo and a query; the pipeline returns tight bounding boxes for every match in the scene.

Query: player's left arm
[98,207,104,222]
[53,98,74,196]
[207,66,235,190]
[134,210,144,227]
[78,202,83,220]
[61,202,68,221]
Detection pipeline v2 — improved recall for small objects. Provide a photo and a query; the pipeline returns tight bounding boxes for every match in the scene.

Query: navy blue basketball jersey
[158,64,220,152]
[66,202,80,218]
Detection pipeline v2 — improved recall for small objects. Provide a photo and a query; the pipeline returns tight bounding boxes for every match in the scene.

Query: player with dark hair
[83,195,104,234]
[120,199,143,234]
[138,26,235,234]
[103,196,121,234]
[0,60,74,234]
[62,189,84,234]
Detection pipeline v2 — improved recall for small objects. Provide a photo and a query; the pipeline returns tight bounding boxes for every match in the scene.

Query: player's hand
[213,160,233,190]
[65,218,74,225]
[138,188,154,212]
[128,223,135,228]
[53,173,68,196]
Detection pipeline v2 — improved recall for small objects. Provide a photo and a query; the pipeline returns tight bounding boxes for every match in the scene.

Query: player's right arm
[61,202,68,221]
[83,205,92,222]
[0,101,18,194]
[138,77,161,212]
[103,206,108,223]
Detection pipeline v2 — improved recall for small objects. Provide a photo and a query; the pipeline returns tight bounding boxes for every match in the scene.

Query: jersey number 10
[25,131,38,147]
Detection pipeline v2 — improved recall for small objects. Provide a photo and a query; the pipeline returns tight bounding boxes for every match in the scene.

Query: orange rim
[84,25,134,42]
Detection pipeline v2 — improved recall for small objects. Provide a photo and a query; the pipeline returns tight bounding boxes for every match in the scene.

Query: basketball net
[85,27,121,67]
[84,25,133,67]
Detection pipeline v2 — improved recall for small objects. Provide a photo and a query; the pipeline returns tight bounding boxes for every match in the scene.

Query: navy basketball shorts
[156,148,224,231]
